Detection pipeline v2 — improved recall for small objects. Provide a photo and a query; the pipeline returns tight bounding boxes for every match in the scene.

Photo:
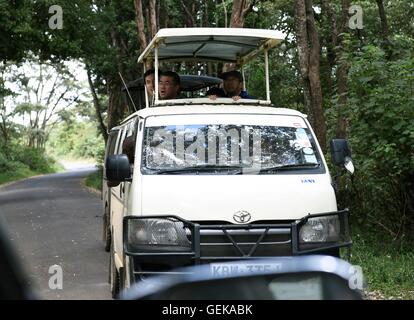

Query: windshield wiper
[259,163,320,173]
[146,164,244,175]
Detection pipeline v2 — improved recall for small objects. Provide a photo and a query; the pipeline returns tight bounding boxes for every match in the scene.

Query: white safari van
[103,28,354,297]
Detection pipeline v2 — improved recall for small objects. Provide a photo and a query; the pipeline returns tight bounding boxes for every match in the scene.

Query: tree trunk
[335,58,349,138]
[222,0,255,72]
[87,67,108,143]
[180,0,196,27]
[320,0,351,139]
[335,0,351,138]
[222,0,228,27]
[133,0,148,52]
[107,79,125,130]
[320,0,338,86]
[0,116,9,146]
[149,0,158,38]
[230,0,254,28]
[295,0,326,152]
[305,0,326,152]
[376,0,392,59]
[203,0,209,27]
[295,0,312,119]
[376,0,389,42]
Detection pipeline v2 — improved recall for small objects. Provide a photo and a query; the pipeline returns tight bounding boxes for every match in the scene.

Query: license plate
[210,262,282,277]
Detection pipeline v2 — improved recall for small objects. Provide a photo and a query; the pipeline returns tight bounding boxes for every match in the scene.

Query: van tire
[109,241,120,299]
[103,206,111,252]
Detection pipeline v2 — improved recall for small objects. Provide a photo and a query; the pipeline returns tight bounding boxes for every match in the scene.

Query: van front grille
[198,227,292,258]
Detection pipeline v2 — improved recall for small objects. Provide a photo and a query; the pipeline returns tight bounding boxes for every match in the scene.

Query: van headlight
[125,217,191,252]
[299,215,340,243]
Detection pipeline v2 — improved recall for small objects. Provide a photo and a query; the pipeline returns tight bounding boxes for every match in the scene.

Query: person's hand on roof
[208,94,218,100]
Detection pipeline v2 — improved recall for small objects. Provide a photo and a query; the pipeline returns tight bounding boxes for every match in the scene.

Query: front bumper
[123,209,352,277]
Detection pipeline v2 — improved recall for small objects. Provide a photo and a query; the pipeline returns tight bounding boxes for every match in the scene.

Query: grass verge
[0,167,36,186]
[351,226,414,299]
[85,169,102,191]
[0,162,64,186]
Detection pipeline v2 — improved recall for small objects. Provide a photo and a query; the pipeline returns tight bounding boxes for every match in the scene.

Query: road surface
[0,164,111,299]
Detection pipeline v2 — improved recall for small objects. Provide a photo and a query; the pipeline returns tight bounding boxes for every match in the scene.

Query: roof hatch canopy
[138,28,285,65]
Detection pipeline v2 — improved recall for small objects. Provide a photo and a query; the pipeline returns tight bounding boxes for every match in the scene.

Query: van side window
[116,118,138,165]
[116,128,127,155]
[106,131,118,157]
[123,120,138,164]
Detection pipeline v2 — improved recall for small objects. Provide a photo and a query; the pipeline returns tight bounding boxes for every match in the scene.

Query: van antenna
[118,72,137,113]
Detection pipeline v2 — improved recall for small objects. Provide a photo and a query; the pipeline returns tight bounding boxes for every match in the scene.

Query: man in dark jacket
[207,70,254,100]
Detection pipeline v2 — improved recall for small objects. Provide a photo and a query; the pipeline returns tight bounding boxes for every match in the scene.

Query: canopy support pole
[241,66,246,91]
[143,64,149,108]
[154,45,159,105]
[265,48,270,102]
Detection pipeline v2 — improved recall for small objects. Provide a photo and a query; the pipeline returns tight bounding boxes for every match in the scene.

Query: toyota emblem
[233,211,251,223]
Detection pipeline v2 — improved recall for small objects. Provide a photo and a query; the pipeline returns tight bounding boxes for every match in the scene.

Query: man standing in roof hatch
[207,70,254,101]
[159,71,181,100]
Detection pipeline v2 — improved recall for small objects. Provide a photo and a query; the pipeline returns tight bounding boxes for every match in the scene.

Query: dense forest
[1,0,413,298]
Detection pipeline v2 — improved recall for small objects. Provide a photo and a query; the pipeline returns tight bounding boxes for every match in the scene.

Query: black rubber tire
[109,241,120,299]
[103,207,111,252]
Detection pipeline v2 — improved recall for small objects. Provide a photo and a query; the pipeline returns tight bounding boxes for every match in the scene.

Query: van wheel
[103,206,111,252]
[109,242,120,299]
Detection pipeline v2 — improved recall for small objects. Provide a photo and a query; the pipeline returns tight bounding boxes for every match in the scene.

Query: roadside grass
[0,166,35,185]
[351,225,414,299]
[0,162,64,186]
[85,169,102,191]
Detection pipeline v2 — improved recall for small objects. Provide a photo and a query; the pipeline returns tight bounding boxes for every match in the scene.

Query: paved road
[0,165,111,299]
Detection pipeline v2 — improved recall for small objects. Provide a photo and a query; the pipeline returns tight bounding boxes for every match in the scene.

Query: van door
[110,118,138,267]
[110,126,128,264]
[102,129,119,248]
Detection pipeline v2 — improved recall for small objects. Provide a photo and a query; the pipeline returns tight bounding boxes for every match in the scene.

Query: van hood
[138,174,337,223]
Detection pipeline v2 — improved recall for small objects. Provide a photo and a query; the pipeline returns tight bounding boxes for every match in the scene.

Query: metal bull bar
[123,209,352,263]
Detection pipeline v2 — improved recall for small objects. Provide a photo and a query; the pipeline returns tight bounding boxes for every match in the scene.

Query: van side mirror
[106,154,132,182]
[330,139,354,174]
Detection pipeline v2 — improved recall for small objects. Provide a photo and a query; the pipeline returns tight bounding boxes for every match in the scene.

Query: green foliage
[15,146,58,173]
[0,143,61,185]
[245,49,304,110]
[0,143,58,173]
[85,169,103,191]
[47,120,105,161]
[351,226,414,299]
[340,39,414,241]
[0,149,28,173]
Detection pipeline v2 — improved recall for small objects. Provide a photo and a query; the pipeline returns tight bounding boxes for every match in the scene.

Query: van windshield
[141,121,323,175]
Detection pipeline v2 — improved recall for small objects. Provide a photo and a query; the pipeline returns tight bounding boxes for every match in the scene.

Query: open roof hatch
[137,28,285,107]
